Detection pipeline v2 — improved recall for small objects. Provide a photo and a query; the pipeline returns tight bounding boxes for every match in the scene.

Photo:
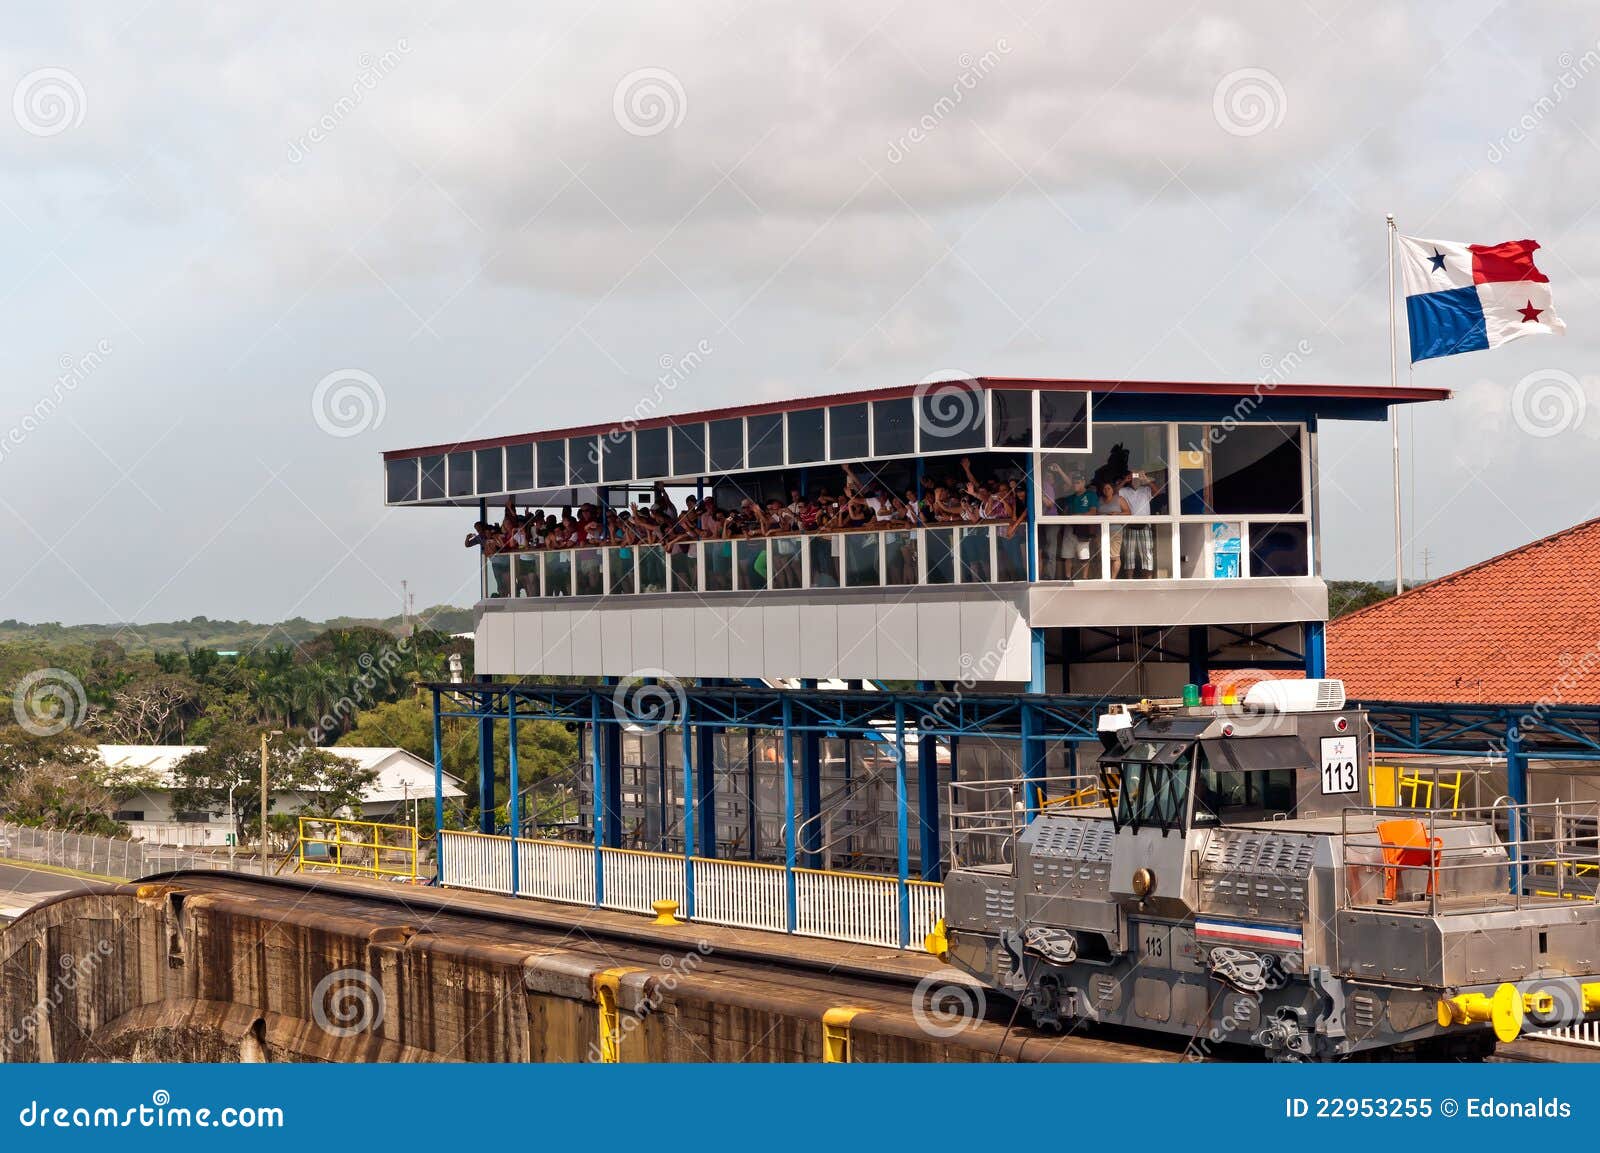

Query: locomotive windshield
[1103,740,1194,834]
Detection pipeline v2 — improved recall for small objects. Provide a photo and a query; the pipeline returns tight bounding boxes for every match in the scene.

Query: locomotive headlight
[1334,716,1349,733]
[1132,867,1156,899]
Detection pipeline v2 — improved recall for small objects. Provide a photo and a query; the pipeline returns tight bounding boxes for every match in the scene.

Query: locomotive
[928,680,1600,1060]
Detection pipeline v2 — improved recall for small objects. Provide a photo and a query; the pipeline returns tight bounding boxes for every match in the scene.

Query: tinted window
[419,454,446,501]
[1040,391,1090,450]
[448,451,474,497]
[787,409,825,463]
[475,448,503,494]
[829,403,869,459]
[746,413,783,468]
[601,431,633,482]
[386,459,418,503]
[672,423,706,476]
[537,440,566,489]
[918,382,985,451]
[990,390,1033,448]
[1210,426,1303,515]
[709,418,744,472]
[505,443,534,491]
[635,427,669,479]
[873,398,914,456]
[569,436,599,484]
[1249,522,1309,577]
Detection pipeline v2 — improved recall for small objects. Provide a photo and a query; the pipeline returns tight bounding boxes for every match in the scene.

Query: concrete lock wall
[0,883,1022,1064]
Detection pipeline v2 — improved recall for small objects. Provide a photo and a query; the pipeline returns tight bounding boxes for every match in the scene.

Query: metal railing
[437,828,943,949]
[948,773,1106,872]
[483,523,1028,599]
[296,817,419,881]
[1339,800,1600,915]
[0,819,242,880]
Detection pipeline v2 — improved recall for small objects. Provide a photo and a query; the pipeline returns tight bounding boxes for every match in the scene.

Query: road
[0,860,105,921]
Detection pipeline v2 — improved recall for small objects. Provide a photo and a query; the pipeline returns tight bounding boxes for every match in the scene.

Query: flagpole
[1387,213,1404,595]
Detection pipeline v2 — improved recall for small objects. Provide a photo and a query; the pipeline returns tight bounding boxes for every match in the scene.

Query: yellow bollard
[821,1007,867,1063]
[923,918,950,961]
[651,900,681,926]
[1583,982,1600,1015]
[1436,983,1524,1043]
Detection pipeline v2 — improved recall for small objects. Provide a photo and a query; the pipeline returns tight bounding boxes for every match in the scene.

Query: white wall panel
[693,607,730,678]
[661,607,695,676]
[513,612,543,676]
[835,603,878,680]
[959,600,1010,680]
[569,610,603,677]
[725,605,764,679]
[762,605,801,681]
[540,609,573,675]
[600,611,633,675]
[877,602,920,680]
[631,609,665,672]
[916,601,962,675]
[798,604,839,679]
[480,612,515,672]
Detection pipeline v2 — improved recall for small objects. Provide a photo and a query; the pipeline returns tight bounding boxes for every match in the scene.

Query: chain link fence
[0,820,250,880]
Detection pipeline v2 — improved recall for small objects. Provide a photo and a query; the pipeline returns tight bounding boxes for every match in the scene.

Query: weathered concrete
[0,879,1172,1063]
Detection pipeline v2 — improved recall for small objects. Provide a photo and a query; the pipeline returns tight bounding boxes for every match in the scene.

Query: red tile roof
[1327,517,1600,705]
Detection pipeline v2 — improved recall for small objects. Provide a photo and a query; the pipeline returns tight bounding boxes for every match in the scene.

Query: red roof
[1327,517,1600,705]
[382,377,1448,460]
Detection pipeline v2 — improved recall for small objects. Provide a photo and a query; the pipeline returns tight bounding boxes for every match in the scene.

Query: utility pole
[259,729,283,875]
[1420,547,1432,582]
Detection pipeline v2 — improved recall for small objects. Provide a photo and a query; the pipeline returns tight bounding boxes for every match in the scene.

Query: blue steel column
[745,729,758,860]
[1303,620,1327,678]
[1188,625,1210,689]
[1020,699,1044,819]
[800,679,822,868]
[431,689,445,881]
[918,725,941,882]
[1029,629,1047,694]
[589,691,605,906]
[781,696,798,933]
[507,702,520,895]
[601,718,623,847]
[476,681,495,834]
[894,699,911,949]
[1505,714,1527,893]
[680,706,696,917]
[696,721,717,858]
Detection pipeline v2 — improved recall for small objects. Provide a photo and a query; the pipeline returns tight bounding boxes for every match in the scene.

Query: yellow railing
[298,816,419,881]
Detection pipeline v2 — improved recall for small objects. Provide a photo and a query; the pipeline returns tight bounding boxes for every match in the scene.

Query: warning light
[1182,683,1201,707]
[1200,684,1218,706]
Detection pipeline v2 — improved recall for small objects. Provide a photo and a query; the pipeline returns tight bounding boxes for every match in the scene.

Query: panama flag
[1398,236,1564,362]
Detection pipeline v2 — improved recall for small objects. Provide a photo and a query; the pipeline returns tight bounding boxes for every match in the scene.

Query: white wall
[477,591,1034,682]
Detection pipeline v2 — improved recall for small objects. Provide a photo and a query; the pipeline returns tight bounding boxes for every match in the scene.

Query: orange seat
[1377,818,1443,902]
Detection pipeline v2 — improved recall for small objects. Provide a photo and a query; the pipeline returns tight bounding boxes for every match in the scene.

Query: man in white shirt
[1117,470,1160,577]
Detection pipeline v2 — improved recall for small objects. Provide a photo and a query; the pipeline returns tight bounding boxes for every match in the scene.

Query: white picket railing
[793,867,901,947]
[517,839,596,905]
[907,880,945,949]
[437,831,938,951]
[598,846,685,915]
[438,830,514,895]
[1532,1021,1600,1049]
[692,857,787,932]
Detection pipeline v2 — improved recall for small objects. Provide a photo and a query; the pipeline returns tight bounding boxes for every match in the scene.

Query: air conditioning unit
[1242,678,1346,713]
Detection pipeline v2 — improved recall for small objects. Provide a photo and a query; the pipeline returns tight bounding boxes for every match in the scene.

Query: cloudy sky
[1,2,1597,625]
